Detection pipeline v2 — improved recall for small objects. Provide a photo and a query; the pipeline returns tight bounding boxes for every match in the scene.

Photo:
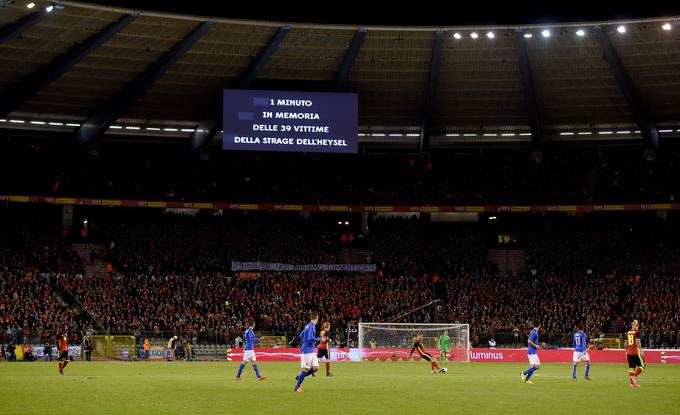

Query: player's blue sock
[525,366,538,380]
[236,363,245,378]
[585,362,590,377]
[572,364,577,378]
[295,371,307,389]
[253,364,261,378]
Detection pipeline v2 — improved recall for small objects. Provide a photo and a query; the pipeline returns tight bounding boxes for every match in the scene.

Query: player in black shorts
[58,331,69,375]
[410,333,443,373]
[317,322,332,376]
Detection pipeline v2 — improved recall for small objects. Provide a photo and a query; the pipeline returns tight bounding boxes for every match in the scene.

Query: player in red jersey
[317,322,333,376]
[57,329,69,375]
[409,333,443,373]
[624,320,645,388]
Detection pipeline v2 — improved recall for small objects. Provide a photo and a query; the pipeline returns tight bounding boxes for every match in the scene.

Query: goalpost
[88,335,135,360]
[358,323,470,362]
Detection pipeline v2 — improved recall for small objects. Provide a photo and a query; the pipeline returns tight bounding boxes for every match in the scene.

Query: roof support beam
[594,26,659,149]
[514,29,542,149]
[420,30,444,152]
[334,28,367,92]
[0,10,53,45]
[75,20,213,145]
[188,26,290,152]
[0,14,137,119]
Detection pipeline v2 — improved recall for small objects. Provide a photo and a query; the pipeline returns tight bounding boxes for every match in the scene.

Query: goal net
[88,335,135,359]
[110,335,135,360]
[358,323,469,362]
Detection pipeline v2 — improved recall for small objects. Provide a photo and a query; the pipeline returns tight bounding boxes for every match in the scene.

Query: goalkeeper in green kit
[438,330,451,368]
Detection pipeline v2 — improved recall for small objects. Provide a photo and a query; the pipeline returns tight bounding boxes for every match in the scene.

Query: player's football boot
[258,376,266,381]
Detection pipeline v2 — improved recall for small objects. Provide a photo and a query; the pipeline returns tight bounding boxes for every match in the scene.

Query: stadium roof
[1,0,679,149]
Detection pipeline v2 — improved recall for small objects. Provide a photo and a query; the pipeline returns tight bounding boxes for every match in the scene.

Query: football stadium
[1,1,680,414]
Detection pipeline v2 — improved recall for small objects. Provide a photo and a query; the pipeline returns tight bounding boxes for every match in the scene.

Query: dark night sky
[80,0,680,26]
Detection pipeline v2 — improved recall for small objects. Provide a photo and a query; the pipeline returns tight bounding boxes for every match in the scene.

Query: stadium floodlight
[48,122,63,126]
[109,125,122,129]
[486,31,495,39]
[125,126,140,130]
[45,4,53,12]
[453,32,462,39]
[470,32,478,39]
[30,121,45,125]
[523,32,533,38]
[617,25,626,33]
[541,29,551,37]
[337,221,342,225]
[26,2,35,8]
[662,23,672,31]
[576,29,586,36]
[9,119,24,123]
[66,123,80,127]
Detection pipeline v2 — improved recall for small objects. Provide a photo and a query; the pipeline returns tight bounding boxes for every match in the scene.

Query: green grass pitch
[2,361,679,414]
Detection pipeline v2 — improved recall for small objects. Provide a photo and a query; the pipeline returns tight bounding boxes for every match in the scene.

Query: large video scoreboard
[222,89,358,153]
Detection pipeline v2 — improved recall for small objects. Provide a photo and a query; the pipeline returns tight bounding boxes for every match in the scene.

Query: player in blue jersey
[235,317,266,381]
[520,323,542,384]
[294,311,321,392]
[572,324,591,380]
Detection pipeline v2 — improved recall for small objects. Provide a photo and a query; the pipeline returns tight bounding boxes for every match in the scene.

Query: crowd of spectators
[1,142,679,205]
[98,211,338,277]
[1,207,679,348]
[0,232,81,345]
[59,272,432,347]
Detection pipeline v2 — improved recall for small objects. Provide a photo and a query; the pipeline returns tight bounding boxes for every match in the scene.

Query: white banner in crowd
[231,262,376,272]
[31,345,82,358]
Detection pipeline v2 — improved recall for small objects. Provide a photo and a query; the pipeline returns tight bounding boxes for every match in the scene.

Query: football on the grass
[442,367,448,373]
